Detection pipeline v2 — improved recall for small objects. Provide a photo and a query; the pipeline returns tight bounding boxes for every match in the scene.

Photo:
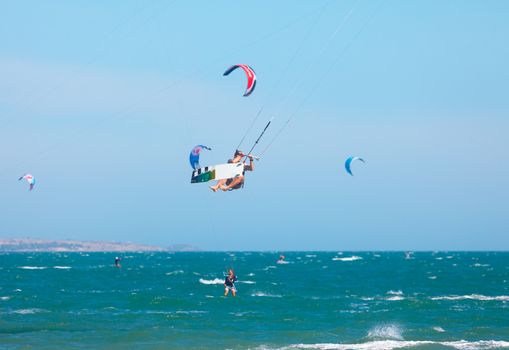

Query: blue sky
[1,0,508,250]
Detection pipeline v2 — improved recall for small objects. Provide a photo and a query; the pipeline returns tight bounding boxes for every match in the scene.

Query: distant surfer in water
[115,257,121,268]
[224,269,237,297]
[209,150,254,192]
[278,255,285,263]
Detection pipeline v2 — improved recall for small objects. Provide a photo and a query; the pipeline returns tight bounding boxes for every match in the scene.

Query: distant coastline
[0,238,199,252]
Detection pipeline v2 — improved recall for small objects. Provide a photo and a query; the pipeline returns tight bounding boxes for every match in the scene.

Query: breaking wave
[198,278,224,285]
[251,292,282,298]
[431,294,509,301]
[332,256,363,262]
[18,266,47,270]
[266,340,509,349]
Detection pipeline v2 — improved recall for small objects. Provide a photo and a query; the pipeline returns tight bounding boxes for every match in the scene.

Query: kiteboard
[191,162,244,183]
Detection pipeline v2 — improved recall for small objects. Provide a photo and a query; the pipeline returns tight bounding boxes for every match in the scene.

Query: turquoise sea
[1,252,509,349]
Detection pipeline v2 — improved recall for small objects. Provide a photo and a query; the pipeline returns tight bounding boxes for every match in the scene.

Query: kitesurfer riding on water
[209,150,254,192]
[224,269,237,297]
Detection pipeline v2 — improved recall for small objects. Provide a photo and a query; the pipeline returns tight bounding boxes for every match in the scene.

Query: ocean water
[1,252,509,349]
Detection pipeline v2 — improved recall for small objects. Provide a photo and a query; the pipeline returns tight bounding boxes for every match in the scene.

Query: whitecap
[238,280,256,284]
[367,324,403,340]
[263,266,277,271]
[305,254,317,258]
[251,292,282,298]
[12,308,47,315]
[277,260,290,264]
[232,311,251,317]
[273,340,509,350]
[433,326,445,333]
[385,296,405,301]
[175,310,208,315]
[428,276,437,280]
[53,266,72,269]
[198,278,224,285]
[387,290,404,296]
[1,296,11,301]
[166,270,184,275]
[473,263,490,267]
[145,310,173,315]
[332,256,363,262]
[431,294,509,301]
[18,266,47,270]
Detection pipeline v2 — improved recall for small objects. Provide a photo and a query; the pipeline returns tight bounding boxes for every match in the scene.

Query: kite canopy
[345,156,365,176]
[189,145,211,170]
[19,173,36,191]
[223,64,257,97]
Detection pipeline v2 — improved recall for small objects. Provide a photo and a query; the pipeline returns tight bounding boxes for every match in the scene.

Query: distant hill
[166,244,201,252]
[0,238,175,252]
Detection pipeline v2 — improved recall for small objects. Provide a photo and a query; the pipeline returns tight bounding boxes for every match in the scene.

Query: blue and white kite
[345,157,365,176]
[19,173,36,191]
[189,145,211,170]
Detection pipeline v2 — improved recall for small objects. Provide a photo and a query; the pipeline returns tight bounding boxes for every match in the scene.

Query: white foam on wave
[1,296,11,301]
[473,263,490,267]
[263,266,277,271]
[433,326,446,333]
[53,266,72,269]
[18,266,47,270]
[332,256,363,262]
[238,280,256,284]
[305,254,317,258]
[251,292,282,298]
[175,310,208,315]
[277,260,290,264]
[431,294,509,301]
[387,290,403,296]
[271,340,509,350]
[166,270,184,275]
[367,324,403,340]
[384,291,404,301]
[198,278,224,285]
[12,308,47,315]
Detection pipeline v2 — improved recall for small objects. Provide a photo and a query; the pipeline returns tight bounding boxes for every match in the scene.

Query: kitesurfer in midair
[209,150,254,192]
[224,269,237,297]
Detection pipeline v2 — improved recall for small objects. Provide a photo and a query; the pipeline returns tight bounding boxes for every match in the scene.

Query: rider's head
[234,149,243,157]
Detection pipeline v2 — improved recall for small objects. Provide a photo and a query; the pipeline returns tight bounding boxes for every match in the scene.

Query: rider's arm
[245,155,254,171]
